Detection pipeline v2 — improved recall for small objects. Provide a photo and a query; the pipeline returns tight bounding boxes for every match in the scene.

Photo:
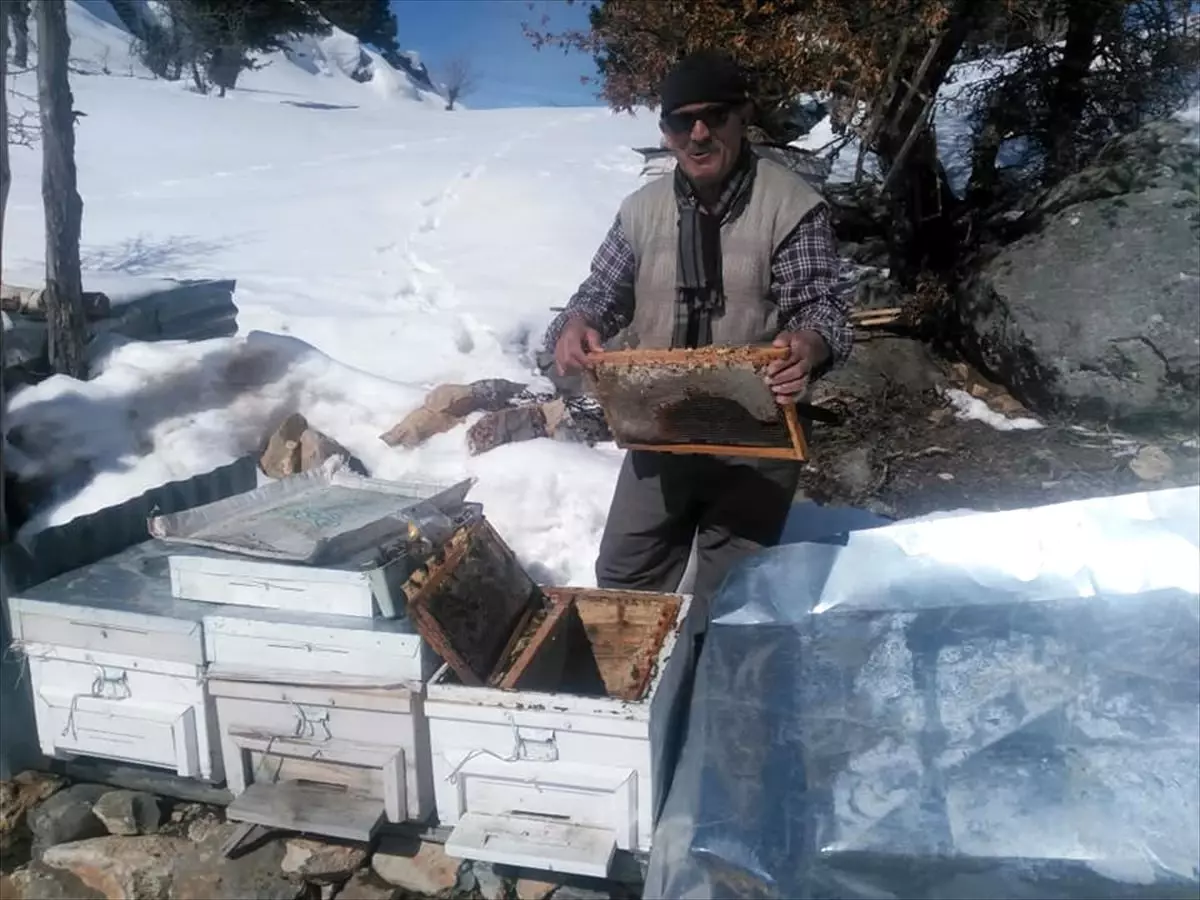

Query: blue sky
[391,0,603,108]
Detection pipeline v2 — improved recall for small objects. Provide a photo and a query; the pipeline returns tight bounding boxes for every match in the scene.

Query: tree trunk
[1,3,10,546]
[36,0,88,380]
[11,0,30,70]
[1045,0,1103,180]
[2,5,11,260]
[190,58,207,94]
[875,5,975,285]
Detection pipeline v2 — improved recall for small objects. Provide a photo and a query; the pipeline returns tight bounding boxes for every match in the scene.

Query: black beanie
[658,50,749,115]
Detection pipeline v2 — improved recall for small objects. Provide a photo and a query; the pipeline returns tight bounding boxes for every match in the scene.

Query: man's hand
[554,315,604,376]
[765,330,830,405]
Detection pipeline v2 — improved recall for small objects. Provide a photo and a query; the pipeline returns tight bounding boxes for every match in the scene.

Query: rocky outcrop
[1,775,644,899]
[957,119,1200,432]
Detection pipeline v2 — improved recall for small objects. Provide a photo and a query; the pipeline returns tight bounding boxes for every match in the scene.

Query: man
[544,50,851,613]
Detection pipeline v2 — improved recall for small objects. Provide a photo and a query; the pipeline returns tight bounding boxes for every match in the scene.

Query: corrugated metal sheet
[0,455,259,778]
[7,454,260,590]
[2,278,240,380]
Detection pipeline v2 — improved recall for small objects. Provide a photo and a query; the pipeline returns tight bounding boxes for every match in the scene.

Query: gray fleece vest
[616,154,825,350]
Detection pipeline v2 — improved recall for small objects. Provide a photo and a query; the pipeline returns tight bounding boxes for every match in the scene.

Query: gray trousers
[595,451,800,620]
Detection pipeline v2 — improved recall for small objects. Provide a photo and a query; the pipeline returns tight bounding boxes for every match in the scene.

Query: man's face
[661,101,748,187]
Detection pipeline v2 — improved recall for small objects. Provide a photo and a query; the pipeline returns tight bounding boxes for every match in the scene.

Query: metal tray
[148,457,474,564]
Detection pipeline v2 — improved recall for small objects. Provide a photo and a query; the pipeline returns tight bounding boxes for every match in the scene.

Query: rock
[957,118,1200,432]
[27,783,110,857]
[516,875,560,899]
[334,870,400,900]
[370,835,462,895]
[260,412,309,478]
[828,445,878,497]
[380,406,461,448]
[849,270,904,312]
[553,884,612,900]
[541,397,570,437]
[298,427,366,476]
[41,834,184,899]
[261,413,364,478]
[1,772,66,855]
[4,861,104,900]
[1130,444,1175,481]
[472,862,510,899]
[1035,120,1199,218]
[171,822,302,900]
[810,337,946,414]
[280,837,367,883]
[467,405,550,456]
[92,790,160,837]
[39,825,302,900]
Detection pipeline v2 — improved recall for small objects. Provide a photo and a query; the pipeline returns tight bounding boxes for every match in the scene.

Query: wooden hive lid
[583,345,809,461]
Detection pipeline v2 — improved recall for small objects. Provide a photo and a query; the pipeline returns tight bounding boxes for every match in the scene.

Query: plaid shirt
[543,202,851,371]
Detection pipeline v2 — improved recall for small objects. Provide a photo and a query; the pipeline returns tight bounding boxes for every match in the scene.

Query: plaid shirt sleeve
[772,203,853,372]
[543,215,636,353]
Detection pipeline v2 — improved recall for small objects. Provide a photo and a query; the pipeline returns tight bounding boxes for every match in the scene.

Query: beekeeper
[545,50,851,613]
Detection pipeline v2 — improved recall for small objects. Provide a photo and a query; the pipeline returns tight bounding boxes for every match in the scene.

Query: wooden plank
[53,758,234,805]
[445,812,616,878]
[494,599,574,692]
[226,780,384,843]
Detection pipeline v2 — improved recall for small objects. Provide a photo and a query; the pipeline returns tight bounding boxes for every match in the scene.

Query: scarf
[672,142,756,348]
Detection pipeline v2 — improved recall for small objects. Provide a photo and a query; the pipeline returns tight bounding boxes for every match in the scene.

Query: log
[0,283,111,319]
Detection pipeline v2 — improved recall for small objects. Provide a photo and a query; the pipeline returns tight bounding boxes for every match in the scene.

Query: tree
[36,0,87,379]
[526,0,980,280]
[311,0,400,54]
[131,0,332,93]
[964,0,1198,208]
[442,56,477,110]
[2,5,11,276]
[9,0,30,71]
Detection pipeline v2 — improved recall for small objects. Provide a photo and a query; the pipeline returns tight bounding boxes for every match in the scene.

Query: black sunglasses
[660,103,734,135]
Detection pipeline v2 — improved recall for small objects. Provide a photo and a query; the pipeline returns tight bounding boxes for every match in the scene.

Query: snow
[4,1,654,586]
[945,389,1045,432]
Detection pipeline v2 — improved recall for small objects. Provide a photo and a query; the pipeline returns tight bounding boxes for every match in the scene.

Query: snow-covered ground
[6,3,1197,583]
[4,1,654,584]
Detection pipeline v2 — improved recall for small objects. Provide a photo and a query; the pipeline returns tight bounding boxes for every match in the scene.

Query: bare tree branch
[442,56,477,110]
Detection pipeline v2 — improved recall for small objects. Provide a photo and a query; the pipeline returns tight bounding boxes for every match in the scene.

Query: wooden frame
[402,516,569,691]
[584,346,810,462]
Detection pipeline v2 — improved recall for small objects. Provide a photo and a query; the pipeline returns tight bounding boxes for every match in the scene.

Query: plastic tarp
[645,487,1200,900]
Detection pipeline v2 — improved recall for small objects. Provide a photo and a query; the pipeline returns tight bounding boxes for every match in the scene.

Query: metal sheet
[148,456,474,564]
[645,486,1200,900]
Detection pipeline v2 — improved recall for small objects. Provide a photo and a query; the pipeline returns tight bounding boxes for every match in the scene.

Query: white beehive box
[406,517,697,877]
[152,464,473,618]
[208,673,435,840]
[203,594,442,838]
[5,542,222,782]
[167,548,411,619]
